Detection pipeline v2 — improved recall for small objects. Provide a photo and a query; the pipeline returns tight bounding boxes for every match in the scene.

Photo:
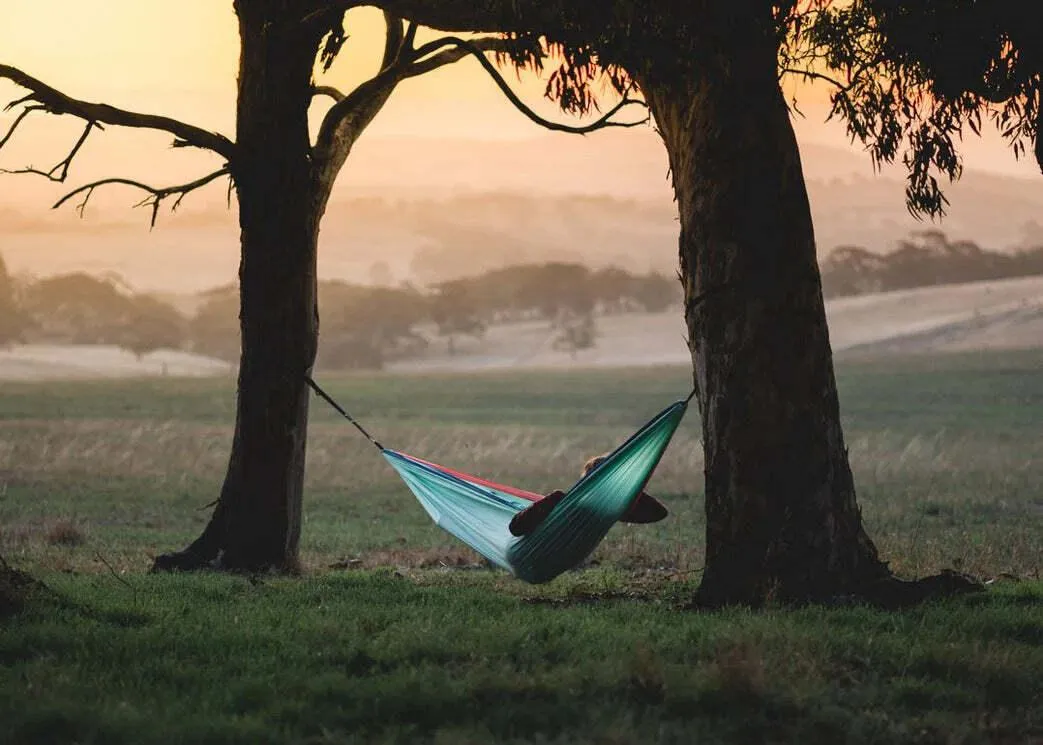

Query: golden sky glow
[0,0,1034,216]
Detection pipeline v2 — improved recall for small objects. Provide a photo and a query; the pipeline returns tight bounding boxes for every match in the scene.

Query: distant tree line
[822,230,1043,299]
[0,256,681,369]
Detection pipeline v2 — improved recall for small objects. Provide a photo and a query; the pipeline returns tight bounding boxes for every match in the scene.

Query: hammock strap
[304,375,384,451]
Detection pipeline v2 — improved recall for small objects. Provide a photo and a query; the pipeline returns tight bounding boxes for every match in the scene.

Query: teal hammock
[308,379,692,584]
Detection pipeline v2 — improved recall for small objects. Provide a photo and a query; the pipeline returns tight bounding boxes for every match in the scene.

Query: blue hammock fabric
[381,398,690,584]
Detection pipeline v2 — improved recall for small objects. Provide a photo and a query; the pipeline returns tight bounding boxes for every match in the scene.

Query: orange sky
[0,0,1036,217]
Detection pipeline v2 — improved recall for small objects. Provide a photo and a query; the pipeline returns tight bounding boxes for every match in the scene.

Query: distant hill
[3,275,1041,380]
[2,131,1042,293]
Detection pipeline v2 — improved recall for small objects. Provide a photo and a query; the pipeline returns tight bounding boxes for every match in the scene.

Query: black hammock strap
[304,376,384,451]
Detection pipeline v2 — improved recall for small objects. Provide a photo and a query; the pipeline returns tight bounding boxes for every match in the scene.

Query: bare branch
[402,21,419,50]
[53,167,232,229]
[314,60,406,158]
[381,12,407,69]
[1,121,97,183]
[403,36,518,78]
[313,85,347,103]
[0,63,235,159]
[0,103,44,150]
[407,37,649,134]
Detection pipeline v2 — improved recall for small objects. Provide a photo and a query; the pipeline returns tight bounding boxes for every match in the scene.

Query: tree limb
[0,103,44,150]
[402,36,517,78]
[306,0,597,35]
[52,166,232,228]
[780,67,850,91]
[407,37,649,134]
[0,63,235,159]
[313,85,347,103]
[381,11,407,70]
[1,121,98,182]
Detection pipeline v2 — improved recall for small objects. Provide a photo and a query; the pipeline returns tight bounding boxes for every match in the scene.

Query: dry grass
[43,519,86,547]
[1,354,1041,583]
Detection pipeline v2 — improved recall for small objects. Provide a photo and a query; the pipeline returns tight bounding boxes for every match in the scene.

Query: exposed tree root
[0,555,51,618]
[853,570,985,610]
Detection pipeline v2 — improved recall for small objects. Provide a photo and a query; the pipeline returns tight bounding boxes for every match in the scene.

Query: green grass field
[2,350,1042,744]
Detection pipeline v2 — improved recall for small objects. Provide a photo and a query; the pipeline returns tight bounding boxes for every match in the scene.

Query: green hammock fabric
[382,398,689,584]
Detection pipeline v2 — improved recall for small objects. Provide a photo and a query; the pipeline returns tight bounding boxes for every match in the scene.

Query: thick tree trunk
[640,11,889,606]
[153,1,326,573]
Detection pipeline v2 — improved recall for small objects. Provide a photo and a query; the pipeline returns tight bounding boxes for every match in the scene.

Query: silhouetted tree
[1,3,640,573]
[358,0,893,606]
[805,0,1043,216]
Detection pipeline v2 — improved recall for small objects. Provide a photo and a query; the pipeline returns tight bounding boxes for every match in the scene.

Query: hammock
[307,378,691,584]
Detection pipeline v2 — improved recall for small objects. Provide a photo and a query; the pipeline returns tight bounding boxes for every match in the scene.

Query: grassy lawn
[2,350,1042,743]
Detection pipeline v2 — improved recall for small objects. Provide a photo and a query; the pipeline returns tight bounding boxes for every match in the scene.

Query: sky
[1,0,1040,293]
[1,1,1036,195]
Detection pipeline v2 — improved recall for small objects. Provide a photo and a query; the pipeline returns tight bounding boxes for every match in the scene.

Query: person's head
[582,454,609,477]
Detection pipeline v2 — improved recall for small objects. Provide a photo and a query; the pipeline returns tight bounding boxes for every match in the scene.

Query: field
[2,350,1042,744]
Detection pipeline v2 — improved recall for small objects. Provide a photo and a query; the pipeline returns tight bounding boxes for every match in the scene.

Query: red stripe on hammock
[397,452,543,503]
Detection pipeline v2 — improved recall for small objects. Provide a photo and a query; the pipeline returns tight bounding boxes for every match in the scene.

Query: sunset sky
[1,0,1039,292]
[1,1,1035,201]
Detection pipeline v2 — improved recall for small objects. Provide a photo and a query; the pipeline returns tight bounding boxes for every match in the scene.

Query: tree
[120,295,186,361]
[1,4,640,572]
[802,0,1042,217]
[0,251,26,346]
[429,280,487,356]
[317,281,429,369]
[188,285,241,362]
[20,272,135,344]
[351,0,896,606]
[551,309,597,358]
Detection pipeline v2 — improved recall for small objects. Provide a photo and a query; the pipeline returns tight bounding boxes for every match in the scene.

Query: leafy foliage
[790,0,1041,217]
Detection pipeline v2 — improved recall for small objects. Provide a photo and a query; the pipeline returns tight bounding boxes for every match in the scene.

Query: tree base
[150,547,220,573]
[851,570,984,610]
[690,568,983,610]
[0,556,51,617]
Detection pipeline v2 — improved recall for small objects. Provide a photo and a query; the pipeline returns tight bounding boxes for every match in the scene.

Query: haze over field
[3,2,1043,296]
[2,275,1041,381]
[4,131,1043,294]
[3,0,1043,383]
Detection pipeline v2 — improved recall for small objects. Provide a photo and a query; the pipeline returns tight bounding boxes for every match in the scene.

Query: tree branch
[313,85,347,103]
[381,11,407,69]
[1,121,98,182]
[407,37,649,134]
[780,67,850,91]
[52,167,232,228]
[0,63,235,159]
[0,103,44,150]
[307,0,593,35]
[402,36,517,78]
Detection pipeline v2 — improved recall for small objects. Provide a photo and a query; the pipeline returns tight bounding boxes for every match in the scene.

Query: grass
[1,349,1042,743]
[2,573,1041,744]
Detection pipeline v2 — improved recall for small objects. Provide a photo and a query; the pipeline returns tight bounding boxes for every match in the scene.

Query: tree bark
[153,1,327,573]
[639,9,889,606]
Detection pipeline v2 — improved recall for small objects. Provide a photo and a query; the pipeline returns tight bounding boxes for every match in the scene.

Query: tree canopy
[795,0,1041,216]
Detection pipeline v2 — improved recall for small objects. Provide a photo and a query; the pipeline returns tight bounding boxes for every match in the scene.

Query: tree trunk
[153,1,326,573]
[639,10,889,606]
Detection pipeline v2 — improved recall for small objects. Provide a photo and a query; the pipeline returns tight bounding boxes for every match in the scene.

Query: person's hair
[582,454,609,476]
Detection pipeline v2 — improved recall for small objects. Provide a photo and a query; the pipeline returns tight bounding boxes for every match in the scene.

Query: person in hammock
[508,453,669,536]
